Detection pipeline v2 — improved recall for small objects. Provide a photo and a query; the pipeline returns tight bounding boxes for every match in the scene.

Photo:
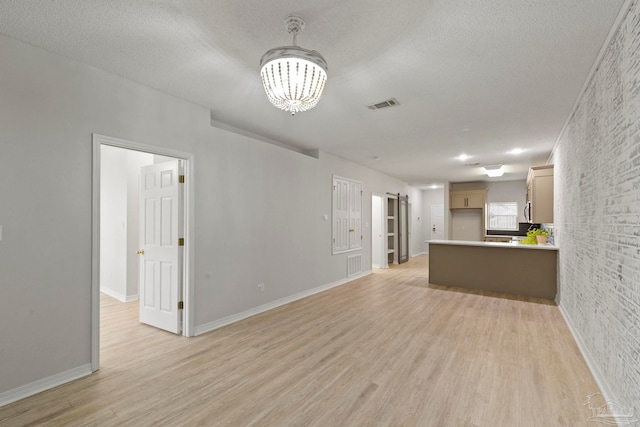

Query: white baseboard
[194,271,371,336]
[558,304,625,422]
[411,252,428,257]
[0,364,92,407]
[100,287,138,302]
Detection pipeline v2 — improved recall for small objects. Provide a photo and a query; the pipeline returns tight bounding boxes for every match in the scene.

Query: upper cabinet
[450,188,487,209]
[526,165,554,223]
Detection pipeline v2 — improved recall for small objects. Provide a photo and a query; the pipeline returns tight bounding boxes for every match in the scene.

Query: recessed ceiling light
[484,165,504,177]
[509,148,524,155]
[421,184,441,190]
[457,154,470,161]
[371,156,381,161]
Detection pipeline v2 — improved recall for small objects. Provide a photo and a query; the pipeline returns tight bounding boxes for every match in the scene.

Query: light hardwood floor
[0,255,605,426]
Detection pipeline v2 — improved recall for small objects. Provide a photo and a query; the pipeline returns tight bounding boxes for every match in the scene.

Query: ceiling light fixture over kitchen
[484,165,504,177]
[260,14,328,115]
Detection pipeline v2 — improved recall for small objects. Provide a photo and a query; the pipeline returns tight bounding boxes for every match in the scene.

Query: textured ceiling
[0,0,626,186]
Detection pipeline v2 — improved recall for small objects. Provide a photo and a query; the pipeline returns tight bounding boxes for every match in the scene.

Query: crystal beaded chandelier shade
[260,15,328,115]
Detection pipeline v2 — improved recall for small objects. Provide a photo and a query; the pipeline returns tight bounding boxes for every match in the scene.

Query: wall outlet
[258,283,265,292]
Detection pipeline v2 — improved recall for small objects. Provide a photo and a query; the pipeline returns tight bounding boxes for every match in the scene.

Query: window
[487,202,518,230]
[332,175,362,254]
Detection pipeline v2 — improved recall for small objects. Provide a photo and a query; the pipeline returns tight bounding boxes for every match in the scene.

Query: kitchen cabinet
[526,165,554,223]
[450,188,486,209]
[429,240,558,299]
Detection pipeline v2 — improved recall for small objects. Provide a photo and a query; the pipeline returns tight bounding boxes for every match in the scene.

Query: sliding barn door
[398,195,409,264]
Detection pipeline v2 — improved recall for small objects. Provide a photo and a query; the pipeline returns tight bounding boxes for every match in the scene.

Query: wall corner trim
[194,271,372,336]
[0,364,92,408]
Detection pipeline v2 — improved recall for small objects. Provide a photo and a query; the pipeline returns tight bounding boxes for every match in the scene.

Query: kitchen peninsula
[428,240,558,299]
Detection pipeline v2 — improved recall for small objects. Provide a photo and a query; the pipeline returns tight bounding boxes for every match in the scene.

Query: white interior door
[138,160,182,334]
[431,204,444,240]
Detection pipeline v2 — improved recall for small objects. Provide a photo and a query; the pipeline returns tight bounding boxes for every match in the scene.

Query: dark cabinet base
[429,243,557,300]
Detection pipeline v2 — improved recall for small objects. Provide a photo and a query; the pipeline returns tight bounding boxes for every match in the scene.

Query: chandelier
[260,14,328,115]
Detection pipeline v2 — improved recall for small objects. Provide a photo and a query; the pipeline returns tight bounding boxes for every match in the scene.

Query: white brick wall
[553,0,640,417]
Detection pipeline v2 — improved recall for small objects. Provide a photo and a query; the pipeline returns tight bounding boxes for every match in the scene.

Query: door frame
[397,195,409,264]
[371,193,386,269]
[408,202,412,257]
[91,134,195,372]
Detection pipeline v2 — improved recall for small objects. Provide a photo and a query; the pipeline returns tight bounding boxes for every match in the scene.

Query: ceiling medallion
[260,14,328,115]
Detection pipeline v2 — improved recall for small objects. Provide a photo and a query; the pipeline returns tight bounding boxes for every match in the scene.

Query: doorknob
[136,249,145,255]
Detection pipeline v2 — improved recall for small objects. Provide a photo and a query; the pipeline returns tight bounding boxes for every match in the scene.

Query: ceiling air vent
[367,98,400,110]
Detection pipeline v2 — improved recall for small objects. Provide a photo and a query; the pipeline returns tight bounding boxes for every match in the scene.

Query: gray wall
[451,210,483,241]
[0,31,209,395]
[552,0,640,415]
[0,32,413,397]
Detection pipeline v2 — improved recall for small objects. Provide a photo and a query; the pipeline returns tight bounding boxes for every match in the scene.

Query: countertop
[427,239,558,251]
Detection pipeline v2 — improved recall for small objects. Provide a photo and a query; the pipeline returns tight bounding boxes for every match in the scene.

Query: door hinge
[178,301,184,310]
[179,175,185,183]
[178,238,184,246]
